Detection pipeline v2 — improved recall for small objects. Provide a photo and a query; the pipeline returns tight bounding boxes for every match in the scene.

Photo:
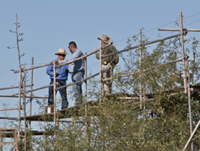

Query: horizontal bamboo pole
[61,42,112,67]
[102,56,185,81]
[0,128,16,130]
[0,142,17,145]
[102,33,181,59]
[0,95,47,99]
[14,43,112,73]
[0,117,18,120]
[57,68,110,90]
[14,63,50,73]
[158,28,200,32]
[117,97,140,100]
[120,56,184,78]
[0,107,22,111]
[0,84,33,91]
[12,68,110,95]
[12,84,54,96]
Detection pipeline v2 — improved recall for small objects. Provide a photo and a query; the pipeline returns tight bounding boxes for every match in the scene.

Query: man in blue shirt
[66,41,84,105]
[46,48,69,109]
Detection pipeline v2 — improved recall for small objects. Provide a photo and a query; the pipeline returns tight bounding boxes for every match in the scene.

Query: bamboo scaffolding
[1,12,200,151]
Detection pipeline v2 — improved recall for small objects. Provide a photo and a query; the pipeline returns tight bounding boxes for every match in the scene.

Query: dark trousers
[48,80,68,109]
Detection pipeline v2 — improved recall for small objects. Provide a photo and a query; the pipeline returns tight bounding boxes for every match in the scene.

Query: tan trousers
[101,63,114,95]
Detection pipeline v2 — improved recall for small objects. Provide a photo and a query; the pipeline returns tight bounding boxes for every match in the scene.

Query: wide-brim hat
[98,34,111,44]
[55,48,67,55]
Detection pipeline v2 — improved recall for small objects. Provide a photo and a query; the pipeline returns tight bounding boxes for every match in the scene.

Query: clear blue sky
[0,0,200,129]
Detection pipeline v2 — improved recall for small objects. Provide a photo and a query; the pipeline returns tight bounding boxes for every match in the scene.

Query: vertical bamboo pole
[16,14,22,143]
[17,69,22,140]
[84,53,89,145]
[99,40,102,105]
[23,64,27,151]
[0,131,2,151]
[180,12,187,94]
[192,53,195,84]
[139,29,142,110]
[186,57,193,150]
[53,61,56,128]
[53,61,57,150]
[29,57,34,129]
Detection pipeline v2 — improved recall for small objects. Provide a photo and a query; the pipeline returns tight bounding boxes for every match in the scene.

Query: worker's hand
[93,48,97,52]
[58,62,63,67]
[50,60,58,65]
[54,72,59,77]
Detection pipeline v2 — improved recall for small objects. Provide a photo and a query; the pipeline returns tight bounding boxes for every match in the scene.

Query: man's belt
[51,79,65,82]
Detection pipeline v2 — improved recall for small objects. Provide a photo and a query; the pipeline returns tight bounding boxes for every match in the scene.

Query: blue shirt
[46,59,69,80]
[66,48,84,73]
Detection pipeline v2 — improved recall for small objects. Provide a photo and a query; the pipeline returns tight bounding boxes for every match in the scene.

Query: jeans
[48,80,68,109]
[71,71,84,105]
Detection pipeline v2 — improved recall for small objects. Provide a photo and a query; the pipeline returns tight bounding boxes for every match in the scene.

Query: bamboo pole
[158,28,200,32]
[56,68,110,91]
[103,57,184,80]
[22,65,27,151]
[16,14,22,143]
[0,84,32,91]
[192,53,195,84]
[180,12,187,95]
[12,84,53,96]
[11,68,110,96]
[0,107,22,111]
[0,95,47,99]
[102,33,182,59]
[53,61,57,129]
[13,43,113,74]
[183,120,200,151]
[84,53,89,145]
[99,40,102,105]
[53,61,57,150]
[29,57,34,129]
[186,57,193,151]
[139,29,142,110]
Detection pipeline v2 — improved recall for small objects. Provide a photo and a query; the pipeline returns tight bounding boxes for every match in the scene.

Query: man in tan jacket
[93,34,119,95]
